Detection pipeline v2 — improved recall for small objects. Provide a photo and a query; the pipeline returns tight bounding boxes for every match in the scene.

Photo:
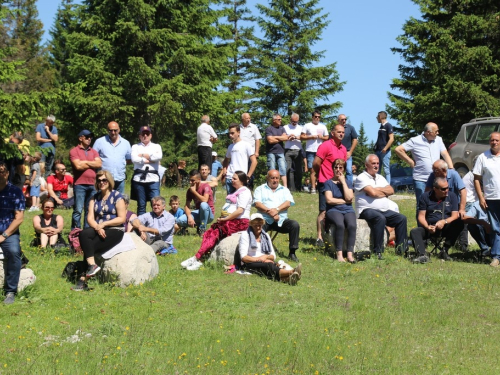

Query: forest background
[2,0,500,181]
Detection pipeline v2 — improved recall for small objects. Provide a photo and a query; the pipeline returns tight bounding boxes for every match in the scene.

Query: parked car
[449,117,500,177]
[390,164,414,193]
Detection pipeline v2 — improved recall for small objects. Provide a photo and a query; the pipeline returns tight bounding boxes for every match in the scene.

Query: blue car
[390,164,414,193]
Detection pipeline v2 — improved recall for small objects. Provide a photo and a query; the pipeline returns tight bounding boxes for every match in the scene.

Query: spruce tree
[389,0,500,144]
[251,0,344,123]
[352,122,370,172]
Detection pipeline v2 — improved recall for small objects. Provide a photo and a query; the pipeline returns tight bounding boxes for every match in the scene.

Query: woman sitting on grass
[32,197,64,248]
[324,158,356,263]
[181,170,252,271]
[73,170,126,291]
[239,213,302,285]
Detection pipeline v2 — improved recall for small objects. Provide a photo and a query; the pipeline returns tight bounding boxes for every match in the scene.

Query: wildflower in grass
[117,346,121,350]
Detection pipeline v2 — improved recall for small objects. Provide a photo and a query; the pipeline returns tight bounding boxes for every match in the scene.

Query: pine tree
[52,0,231,160]
[352,122,370,172]
[389,0,500,144]
[251,0,344,123]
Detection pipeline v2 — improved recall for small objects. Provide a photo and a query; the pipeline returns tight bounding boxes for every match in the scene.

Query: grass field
[1,186,500,374]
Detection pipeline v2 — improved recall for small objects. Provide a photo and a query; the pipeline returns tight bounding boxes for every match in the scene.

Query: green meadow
[1,187,500,374]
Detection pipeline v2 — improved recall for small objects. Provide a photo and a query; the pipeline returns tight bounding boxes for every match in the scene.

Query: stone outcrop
[209,232,242,266]
[0,263,36,292]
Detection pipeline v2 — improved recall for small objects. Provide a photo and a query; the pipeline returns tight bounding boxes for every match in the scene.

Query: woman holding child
[73,170,126,291]
[181,171,251,271]
[239,213,302,285]
[324,158,357,263]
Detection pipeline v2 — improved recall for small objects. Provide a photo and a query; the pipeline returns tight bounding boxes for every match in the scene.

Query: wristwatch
[2,232,9,238]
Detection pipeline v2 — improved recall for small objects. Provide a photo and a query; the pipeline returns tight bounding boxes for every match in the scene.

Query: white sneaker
[0,247,4,260]
[28,206,36,212]
[186,260,203,271]
[181,256,197,269]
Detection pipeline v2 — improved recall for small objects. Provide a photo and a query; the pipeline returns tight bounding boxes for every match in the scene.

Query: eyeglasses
[97,178,109,184]
[108,129,119,133]
[437,187,449,191]
[44,206,55,210]
[84,135,92,139]
[313,115,321,118]
[57,169,66,172]
[140,132,151,136]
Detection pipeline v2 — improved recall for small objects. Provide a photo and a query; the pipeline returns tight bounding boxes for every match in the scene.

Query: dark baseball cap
[138,126,152,134]
[78,129,93,137]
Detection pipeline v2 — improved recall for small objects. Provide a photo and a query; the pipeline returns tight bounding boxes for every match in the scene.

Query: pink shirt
[316,139,347,183]
[186,183,215,214]
[69,145,100,185]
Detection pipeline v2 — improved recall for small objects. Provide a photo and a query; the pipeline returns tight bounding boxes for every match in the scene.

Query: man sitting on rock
[253,169,300,262]
[410,177,464,263]
[354,154,408,259]
[131,196,176,255]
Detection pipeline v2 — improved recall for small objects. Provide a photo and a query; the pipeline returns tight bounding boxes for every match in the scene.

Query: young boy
[169,195,185,234]
[29,152,42,212]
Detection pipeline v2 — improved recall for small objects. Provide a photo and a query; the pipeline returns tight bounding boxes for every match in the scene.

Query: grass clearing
[1,187,500,374]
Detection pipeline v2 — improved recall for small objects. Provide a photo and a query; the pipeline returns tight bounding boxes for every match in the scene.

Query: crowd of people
[2,111,500,304]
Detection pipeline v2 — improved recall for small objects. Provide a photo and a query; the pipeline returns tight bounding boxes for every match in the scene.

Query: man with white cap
[211,151,223,178]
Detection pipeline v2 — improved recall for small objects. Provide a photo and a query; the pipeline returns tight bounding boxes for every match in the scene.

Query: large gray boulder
[209,232,242,266]
[96,233,159,287]
[0,263,36,292]
[321,219,388,253]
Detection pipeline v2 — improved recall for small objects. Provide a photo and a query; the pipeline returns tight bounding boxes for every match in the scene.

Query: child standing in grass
[29,152,42,212]
[169,195,185,234]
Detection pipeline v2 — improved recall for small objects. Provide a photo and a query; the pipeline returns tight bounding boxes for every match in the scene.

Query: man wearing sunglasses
[131,126,162,216]
[69,130,102,230]
[93,121,131,194]
[47,162,74,208]
[411,177,463,263]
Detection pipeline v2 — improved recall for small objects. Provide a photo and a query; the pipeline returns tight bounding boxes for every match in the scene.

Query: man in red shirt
[312,124,347,247]
[47,162,74,208]
[69,130,102,230]
[176,170,215,236]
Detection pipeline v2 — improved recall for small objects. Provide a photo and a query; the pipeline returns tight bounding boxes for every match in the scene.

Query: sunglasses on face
[84,135,92,139]
[98,178,109,184]
[140,132,151,136]
[313,115,321,118]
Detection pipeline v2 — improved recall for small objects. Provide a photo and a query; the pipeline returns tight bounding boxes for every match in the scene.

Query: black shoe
[289,253,299,262]
[377,253,384,260]
[439,251,452,261]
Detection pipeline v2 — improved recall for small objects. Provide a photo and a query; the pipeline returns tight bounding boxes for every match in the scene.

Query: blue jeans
[266,153,286,176]
[114,180,125,194]
[176,202,214,230]
[226,178,236,194]
[2,234,21,294]
[345,156,353,186]
[41,150,55,178]
[486,200,500,260]
[376,150,391,184]
[72,184,96,230]
[133,180,160,216]
[413,179,427,222]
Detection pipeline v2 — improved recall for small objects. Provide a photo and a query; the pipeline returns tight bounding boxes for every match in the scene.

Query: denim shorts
[30,184,41,197]
[306,152,316,169]
[266,153,287,176]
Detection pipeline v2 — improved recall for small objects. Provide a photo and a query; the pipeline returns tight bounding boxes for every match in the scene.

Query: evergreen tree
[218,0,257,125]
[389,0,500,144]
[352,122,370,172]
[52,0,231,160]
[251,0,344,123]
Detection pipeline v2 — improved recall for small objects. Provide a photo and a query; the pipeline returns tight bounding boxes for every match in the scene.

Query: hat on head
[212,151,217,157]
[250,213,265,222]
[78,129,93,138]
[138,126,152,134]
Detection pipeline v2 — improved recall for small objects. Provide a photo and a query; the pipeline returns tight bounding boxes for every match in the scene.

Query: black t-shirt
[375,122,393,151]
[418,190,458,225]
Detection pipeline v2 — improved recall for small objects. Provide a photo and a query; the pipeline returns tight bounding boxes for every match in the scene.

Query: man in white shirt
[300,110,329,194]
[222,123,257,194]
[395,122,453,207]
[240,113,261,189]
[131,126,163,216]
[284,113,304,192]
[197,115,217,174]
[355,154,408,259]
[473,132,500,267]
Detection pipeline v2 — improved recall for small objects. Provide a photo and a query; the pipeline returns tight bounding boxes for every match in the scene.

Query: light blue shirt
[136,210,175,245]
[253,183,295,227]
[93,135,131,182]
[401,134,446,182]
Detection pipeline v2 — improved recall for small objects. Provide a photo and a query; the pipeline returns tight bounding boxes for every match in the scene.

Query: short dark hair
[169,195,180,204]
[189,169,201,178]
[228,123,240,132]
[312,110,321,117]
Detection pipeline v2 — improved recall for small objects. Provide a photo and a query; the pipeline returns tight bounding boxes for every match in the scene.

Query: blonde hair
[95,170,115,190]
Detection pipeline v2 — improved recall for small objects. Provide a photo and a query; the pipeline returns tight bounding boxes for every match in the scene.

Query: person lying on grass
[73,170,125,291]
[181,170,252,271]
[238,213,302,285]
